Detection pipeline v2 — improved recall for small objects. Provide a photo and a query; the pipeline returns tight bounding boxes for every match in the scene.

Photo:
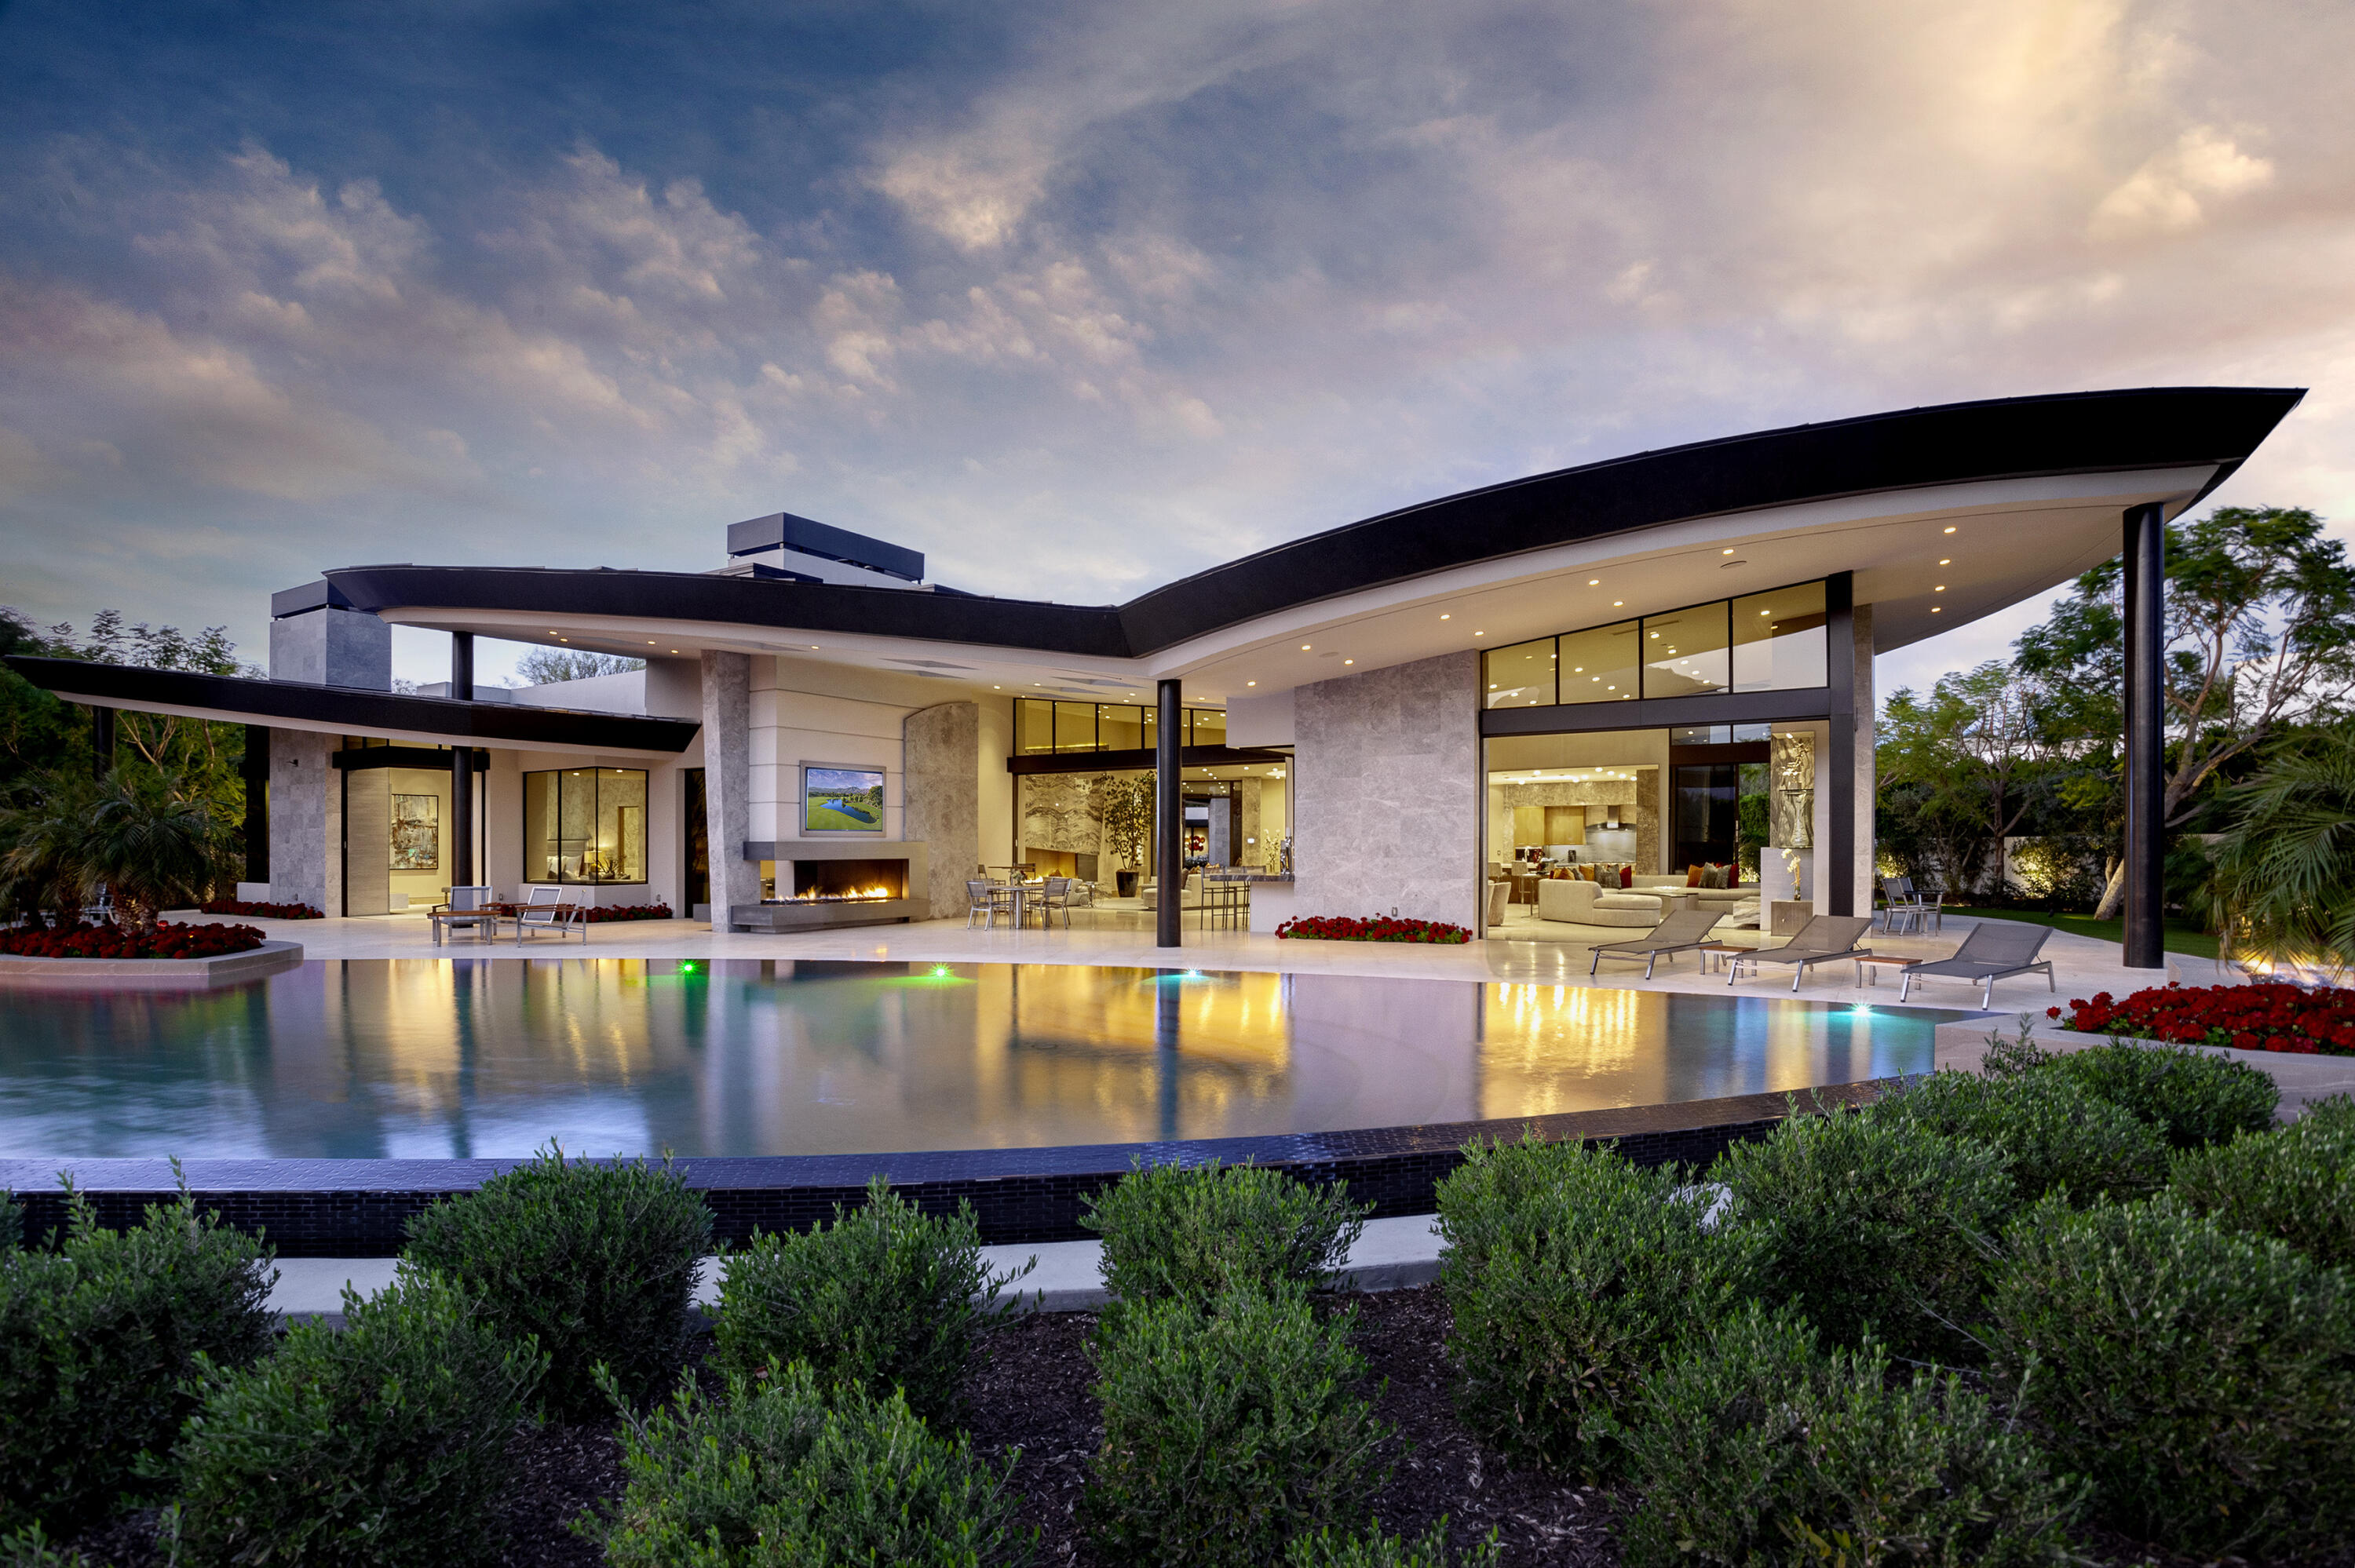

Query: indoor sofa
[1536,877,1662,928]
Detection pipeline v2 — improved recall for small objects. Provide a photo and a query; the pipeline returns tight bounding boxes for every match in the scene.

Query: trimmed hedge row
[1431,1038,2352,1563]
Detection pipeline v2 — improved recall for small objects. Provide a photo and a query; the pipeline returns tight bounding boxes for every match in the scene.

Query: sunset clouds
[1,0,2350,687]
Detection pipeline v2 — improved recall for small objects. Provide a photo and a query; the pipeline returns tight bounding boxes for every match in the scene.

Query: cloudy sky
[2,0,2350,692]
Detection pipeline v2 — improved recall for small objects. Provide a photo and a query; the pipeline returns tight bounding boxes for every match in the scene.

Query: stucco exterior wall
[1293,651,1481,931]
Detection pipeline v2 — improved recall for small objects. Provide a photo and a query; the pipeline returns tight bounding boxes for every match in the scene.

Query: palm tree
[0,770,225,932]
[75,771,227,932]
[2203,724,2355,982]
[0,770,101,921]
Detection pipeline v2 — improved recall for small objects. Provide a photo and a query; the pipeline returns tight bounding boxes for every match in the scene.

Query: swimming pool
[0,960,1965,1161]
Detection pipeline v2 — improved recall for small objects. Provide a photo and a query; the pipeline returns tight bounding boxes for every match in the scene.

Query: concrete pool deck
[158,906,2207,1016]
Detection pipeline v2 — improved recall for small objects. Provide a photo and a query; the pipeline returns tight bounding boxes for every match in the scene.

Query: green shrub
[1871,1069,2167,1207]
[2044,1039,2278,1148]
[714,1176,1028,1424]
[1984,1196,2355,1556]
[582,1359,1031,1567]
[1088,1285,1389,1566]
[0,1525,86,1567]
[1618,1303,2079,1568]
[1712,1107,2011,1361]
[1433,1136,1754,1475]
[403,1145,713,1420]
[2171,1097,2355,1270]
[1284,1522,1499,1567]
[173,1270,546,1568]
[1083,1158,1368,1310]
[0,1187,275,1536]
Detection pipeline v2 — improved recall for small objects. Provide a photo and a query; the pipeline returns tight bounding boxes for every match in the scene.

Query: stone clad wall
[267,729,337,914]
[904,701,980,919]
[1294,651,1481,931]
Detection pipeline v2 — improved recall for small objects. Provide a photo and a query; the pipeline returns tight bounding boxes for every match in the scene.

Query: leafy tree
[1094,773,1154,873]
[514,647,644,685]
[2201,722,2355,980]
[2014,506,2355,917]
[1879,662,2065,891]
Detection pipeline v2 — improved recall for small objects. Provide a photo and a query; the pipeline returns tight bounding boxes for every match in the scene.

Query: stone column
[1293,651,1481,931]
[700,651,761,926]
[268,729,337,915]
[904,701,980,921]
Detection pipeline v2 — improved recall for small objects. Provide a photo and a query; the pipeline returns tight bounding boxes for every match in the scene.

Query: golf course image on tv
[804,765,885,831]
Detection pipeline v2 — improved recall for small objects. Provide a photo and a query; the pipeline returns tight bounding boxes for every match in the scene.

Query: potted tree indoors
[1097,775,1153,899]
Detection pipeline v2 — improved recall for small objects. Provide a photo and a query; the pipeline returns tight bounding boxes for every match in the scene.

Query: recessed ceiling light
[1440,613,1451,620]
[1931,607,1942,614]
[1943,526,1956,534]
[1938,558,1952,566]
[1247,680,1257,687]
[1613,601,1624,607]
[1722,549,1735,555]
[1590,579,1601,586]
[1301,644,1312,651]
[1343,658,1354,665]
[1934,585,1946,593]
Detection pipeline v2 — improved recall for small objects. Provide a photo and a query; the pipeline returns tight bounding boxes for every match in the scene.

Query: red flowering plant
[199,899,324,919]
[2050,982,2355,1056]
[1275,913,1473,945]
[582,903,674,923]
[0,919,268,960]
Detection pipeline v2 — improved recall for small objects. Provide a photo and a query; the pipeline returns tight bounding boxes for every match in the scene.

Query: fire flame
[788,884,896,902]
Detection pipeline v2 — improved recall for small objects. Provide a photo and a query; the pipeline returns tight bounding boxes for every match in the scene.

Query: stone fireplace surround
[729,838,932,932]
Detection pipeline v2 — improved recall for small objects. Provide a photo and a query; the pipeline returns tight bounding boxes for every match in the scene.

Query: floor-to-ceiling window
[523,767,648,885]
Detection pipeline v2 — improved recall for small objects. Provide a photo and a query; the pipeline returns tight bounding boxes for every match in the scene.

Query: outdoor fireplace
[787,858,907,903]
[732,841,931,933]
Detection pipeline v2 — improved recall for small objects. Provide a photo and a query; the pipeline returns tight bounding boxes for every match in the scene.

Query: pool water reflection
[0,961,1965,1160]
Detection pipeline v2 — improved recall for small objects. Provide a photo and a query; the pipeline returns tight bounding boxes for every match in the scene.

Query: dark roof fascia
[1112,386,2305,652]
[6,658,702,753]
[319,388,2301,662]
[320,566,1130,660]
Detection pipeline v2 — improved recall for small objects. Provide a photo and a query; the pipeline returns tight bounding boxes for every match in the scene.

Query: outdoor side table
[1693,942,1748,975]
[1853,954,1919,988]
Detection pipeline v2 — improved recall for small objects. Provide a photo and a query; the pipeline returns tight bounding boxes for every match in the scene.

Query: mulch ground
[60,1285,2339,1568]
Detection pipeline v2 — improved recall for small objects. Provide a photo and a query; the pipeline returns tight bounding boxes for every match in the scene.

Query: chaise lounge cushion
[1538,877,1661,928]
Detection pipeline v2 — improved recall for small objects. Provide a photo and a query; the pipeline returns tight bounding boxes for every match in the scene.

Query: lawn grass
[1936,906,2222,962]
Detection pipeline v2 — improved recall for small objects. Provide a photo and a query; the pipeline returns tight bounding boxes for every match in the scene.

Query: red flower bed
[582,903,674,923]
[0,919,268,960]
[199,899,324,919]
[1275,913,1472,945]
[2050,982,2355,1056]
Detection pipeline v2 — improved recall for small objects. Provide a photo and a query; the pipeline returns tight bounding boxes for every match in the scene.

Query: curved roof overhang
[323,387,2302,704]
[6,658,701,759]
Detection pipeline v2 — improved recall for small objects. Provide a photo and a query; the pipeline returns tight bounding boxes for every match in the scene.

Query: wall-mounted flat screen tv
[803,765,885,833]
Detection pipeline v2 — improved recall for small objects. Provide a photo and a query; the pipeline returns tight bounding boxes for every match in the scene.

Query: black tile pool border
[3,1081,1894,1256]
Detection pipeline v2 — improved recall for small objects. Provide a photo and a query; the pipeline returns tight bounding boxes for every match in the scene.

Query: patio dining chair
[1725,915,1875,993]
[429,884,499,946]
[513,885,587,946]
[965,878,1016,928]
[1879,875,1926,933]
[1898,921,2054,1008]
[1588,907,1727,979]
[1037,875,1075,928]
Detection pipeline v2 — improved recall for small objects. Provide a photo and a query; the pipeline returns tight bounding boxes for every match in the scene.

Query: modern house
[10,387,2302,964]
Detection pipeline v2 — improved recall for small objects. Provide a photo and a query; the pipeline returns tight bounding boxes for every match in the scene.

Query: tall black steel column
[242,724,270,886]
[2122,503,2166,969]
[1155,676,1182,949]
[450,633,476,889]
[89,705,115,779]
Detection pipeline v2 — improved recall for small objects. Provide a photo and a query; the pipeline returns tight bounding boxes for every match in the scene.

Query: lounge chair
[1588,907,1728,978]
[513,885,586,945]
[1898,921,2055,1008]
[429,884,500,946]
[1725,915,1875,993]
